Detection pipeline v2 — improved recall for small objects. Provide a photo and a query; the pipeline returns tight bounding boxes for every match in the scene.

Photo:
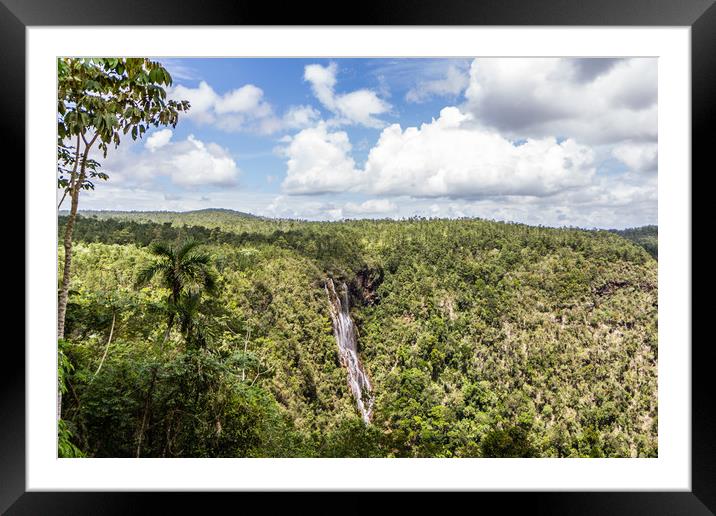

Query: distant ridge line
[58,208,658,234]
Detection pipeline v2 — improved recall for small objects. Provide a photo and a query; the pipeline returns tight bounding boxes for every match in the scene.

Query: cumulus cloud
[169,81,219,125]
[145,129,173,151]
[464,57,657,144]
[266,195,344,220]
[168,136,239,187]
[280,107,596,199]
[214,84,267,115]
[280,122,362,194]
[304,63,337,107]
[101,134,239,189]
[344,199,397,215]
[275,101,656,227]
[363,107,595,198]
[406,175,656,229]
[612,141,658,173]
[570,58,622,82]
[280,105,321,130]
[304,63,391,128]
[405,64,469,103]
[264,197,395,221]
[272,169,655,226]
[168,81,317,134]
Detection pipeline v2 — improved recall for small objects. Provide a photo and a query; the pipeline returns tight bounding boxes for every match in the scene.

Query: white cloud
[612,141,658,173]
[214,84,266,114]
[363,107,595,198]
[265,195,345,220]
[280,122,362,194]
[304,63,337,108]
[280,107,596,199]
[145,129,173,152]
[168,81,316,134]
[406,64,469,103]
[344,199,397,215]
[275,104,657,228]
[100,134,239,189]
[464,58,657,145]
[405,179,657,229]
[304,63,390,128]
[333,90,389,128]
[168,136,239,187]
[76,186,277,215]
[263,196,398,221]
[169,81,219,124]
[281,105,321,130]
[76,183,655,229]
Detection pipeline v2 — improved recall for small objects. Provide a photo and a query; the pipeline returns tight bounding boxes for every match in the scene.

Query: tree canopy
[58,211,658,458]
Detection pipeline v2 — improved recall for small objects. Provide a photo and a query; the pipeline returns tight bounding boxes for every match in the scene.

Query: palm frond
[181,252,212,267]
[179,260,218,295]
[134,262,162,288]
[176,239,200,261]
[203,268,218,294]
[148,241,175,259]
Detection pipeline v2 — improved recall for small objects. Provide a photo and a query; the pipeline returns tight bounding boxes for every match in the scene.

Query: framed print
[5,0,713,513]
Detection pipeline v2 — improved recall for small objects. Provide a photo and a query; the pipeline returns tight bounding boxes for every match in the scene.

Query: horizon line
[58,207,657,232]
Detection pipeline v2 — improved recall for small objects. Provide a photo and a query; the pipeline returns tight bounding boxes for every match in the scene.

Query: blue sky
[159,58,473,192]
[75,57,657,229]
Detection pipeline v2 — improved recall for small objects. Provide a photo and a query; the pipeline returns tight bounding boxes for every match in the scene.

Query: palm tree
[177,291,208,349]
[135,240,217,343]
[133,239,217,456]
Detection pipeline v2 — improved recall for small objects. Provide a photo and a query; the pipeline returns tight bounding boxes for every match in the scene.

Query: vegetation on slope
[610,225,658,259]
[58,211,658,458]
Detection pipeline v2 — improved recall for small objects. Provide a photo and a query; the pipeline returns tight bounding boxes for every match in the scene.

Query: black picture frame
[5,0,712,513]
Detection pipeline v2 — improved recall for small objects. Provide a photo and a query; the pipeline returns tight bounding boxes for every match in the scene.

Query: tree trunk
[57,186,80,340]
[136,312,174,457]
[58,135,94,340]
[56,184,80,423]
[57,133,97,422]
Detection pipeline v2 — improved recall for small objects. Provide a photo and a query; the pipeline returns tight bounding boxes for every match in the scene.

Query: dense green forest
[611,226,658,259]
[58,209,658,458]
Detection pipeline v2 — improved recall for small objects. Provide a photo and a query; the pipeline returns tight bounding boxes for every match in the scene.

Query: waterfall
[325,278,374,424]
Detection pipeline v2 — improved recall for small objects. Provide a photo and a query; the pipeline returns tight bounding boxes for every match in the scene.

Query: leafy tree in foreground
[57,57,189,340]
[56,57,189,421]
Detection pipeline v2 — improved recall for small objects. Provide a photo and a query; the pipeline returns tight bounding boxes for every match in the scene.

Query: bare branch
[91,311,116,381]
[250,366,273,387]
[57,190,68,209]
[242,327,250,382]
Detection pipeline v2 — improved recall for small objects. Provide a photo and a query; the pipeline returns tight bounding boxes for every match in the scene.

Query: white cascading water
[325,278,374,424]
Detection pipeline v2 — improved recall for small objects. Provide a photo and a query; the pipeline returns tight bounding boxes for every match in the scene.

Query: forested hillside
[611,226,658,259]
[58,210,658,458]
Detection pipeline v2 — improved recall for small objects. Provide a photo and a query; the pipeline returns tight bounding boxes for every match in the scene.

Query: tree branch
[242,327,250,382]
[251,366,273,387]
[64,133,82,203]
[91,311,116,381]
[57,190,69,209]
